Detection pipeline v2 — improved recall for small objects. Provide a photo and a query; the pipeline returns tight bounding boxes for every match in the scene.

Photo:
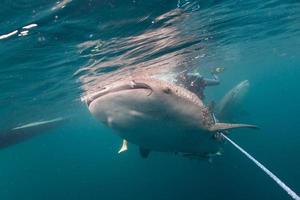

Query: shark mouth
[83,80,153,107]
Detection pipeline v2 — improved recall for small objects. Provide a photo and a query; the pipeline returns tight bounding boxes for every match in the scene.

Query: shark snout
[83,80,153,107]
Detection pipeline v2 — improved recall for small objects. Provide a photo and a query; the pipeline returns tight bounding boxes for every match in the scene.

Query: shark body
[85,77,257,156]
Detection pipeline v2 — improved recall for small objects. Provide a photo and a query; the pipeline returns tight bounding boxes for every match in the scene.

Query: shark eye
[162,87,172,94]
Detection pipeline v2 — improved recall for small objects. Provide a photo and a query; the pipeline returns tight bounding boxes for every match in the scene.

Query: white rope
[221,133,300,200]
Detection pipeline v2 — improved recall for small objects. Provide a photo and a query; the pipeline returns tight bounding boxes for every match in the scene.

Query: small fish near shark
[83,77,258,158]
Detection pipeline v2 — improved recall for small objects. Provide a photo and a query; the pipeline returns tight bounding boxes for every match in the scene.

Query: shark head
[85,78,207,129]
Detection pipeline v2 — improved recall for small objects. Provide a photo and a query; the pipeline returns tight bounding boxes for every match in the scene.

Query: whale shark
[84,77,258,157]
[83,76,300,199]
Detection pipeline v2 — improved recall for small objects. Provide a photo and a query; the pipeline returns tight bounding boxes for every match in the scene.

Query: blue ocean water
[1,0,300,199]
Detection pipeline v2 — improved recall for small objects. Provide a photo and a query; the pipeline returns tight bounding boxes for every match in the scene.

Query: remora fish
[84,78,258,157]
[0,117,67,149]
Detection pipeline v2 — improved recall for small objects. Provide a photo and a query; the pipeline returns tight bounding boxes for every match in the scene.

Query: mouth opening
[85,80,152,107]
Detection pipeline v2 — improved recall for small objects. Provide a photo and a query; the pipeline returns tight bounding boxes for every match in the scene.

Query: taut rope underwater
[221,133,300,200]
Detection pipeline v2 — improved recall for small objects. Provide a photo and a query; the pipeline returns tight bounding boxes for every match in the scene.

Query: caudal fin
[209,122,259,132]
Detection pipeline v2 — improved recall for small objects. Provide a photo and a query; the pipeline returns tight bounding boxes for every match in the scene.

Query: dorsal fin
[209,122,259,132]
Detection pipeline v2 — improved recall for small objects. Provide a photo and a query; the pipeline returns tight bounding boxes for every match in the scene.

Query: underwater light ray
[221,133,300,200]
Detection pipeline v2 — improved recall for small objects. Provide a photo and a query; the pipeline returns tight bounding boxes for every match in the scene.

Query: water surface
[0,0,300,199]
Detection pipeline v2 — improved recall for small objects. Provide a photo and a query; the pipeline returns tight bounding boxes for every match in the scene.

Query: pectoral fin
[118,140,128,154]
[209,122,259,132]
